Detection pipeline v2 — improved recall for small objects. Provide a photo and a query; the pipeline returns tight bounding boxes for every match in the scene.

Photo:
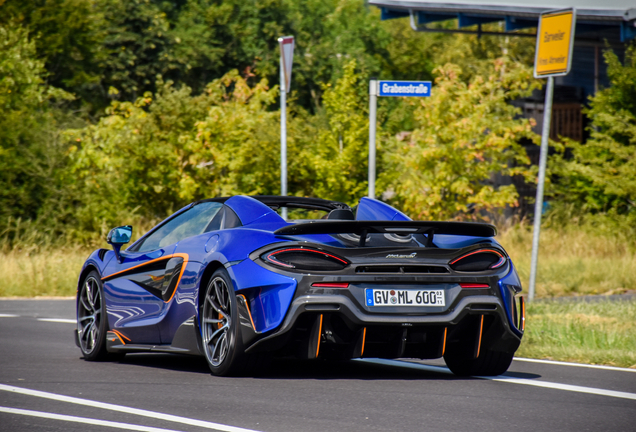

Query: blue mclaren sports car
[75,196,525,376]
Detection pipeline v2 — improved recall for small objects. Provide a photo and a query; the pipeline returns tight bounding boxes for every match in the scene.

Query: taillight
[311,282,350,288]
[459,283,490,289]
[263,247,349,271]
[449,249,506,271]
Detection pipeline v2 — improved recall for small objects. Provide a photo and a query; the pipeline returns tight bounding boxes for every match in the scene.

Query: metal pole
[528,76,554,302]
[280,55,288,220]
[368,80,378,199]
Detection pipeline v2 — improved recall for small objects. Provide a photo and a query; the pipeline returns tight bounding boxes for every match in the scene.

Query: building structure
[369,0,635,214]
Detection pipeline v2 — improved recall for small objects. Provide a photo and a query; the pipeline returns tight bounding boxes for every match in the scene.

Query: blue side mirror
[107,225,132,263]
[107,226,132,245]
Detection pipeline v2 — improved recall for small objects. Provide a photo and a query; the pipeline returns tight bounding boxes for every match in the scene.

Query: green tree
[64,71,280,235]
[380,58,538,220]
[182,71,281,199]
[65,83,209,233]
[98,0,180,102]
[0,24,73,233]
[0,0,105,100]
[287,60,369,205]
[550,45,636,216]
[166,0,396,111]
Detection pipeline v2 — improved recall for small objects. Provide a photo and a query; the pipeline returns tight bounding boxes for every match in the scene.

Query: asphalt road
[1,299,634,432]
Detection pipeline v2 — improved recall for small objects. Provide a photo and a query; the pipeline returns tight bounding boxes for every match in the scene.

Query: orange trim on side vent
[361,327,367,357]
[442,327,447,356]
[111,329,130,343]
[102,253,189,304]
[521,297,526,331]
[315,314,323,357]
[109,329,130,345]
[476,315,484,358]
[238,294,256,331]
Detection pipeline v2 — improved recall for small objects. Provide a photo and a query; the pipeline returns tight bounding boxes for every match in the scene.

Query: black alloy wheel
[77,271,109,361]
[201,269,247,376]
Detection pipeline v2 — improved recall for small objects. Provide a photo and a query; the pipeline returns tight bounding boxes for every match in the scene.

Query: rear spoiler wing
[274,221,496,246]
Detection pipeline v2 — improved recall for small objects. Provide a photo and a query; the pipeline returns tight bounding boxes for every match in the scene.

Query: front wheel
[444,349,514,376]
[77,271,109,361]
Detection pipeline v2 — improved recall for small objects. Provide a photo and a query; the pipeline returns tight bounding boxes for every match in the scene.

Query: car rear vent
[470,304,497,311]
[449,249,506,271]
[304,304,341,311]
[355,265,449,274]
[263,247,349,271]
[98,249,108,261]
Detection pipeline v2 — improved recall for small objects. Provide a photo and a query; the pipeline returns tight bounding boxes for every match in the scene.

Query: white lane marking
[0,314,19,317]
[37,318,76,324]
[357,358,452,374]
[0,384,262,432]
[0,406,184,432]
[360,359,636,401]
[514,357,636,373]
[481,375,636,400]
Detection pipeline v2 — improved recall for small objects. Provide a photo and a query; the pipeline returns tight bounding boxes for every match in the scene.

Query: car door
[102,202,224,344]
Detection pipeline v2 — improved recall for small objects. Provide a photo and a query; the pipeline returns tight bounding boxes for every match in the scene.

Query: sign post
[368,80,432,198]
[368,80,378,199]
[278,36,294,220]
[528,9,575,301]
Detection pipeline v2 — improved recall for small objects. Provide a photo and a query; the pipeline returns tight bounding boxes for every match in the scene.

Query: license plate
[365,289,445,307]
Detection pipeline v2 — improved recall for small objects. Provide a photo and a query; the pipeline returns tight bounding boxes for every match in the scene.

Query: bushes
[550,44,636,217]
[0,24,74,242]
[380,59,538,220]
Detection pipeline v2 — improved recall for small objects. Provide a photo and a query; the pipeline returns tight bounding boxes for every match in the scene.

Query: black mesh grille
[356,265,449,274]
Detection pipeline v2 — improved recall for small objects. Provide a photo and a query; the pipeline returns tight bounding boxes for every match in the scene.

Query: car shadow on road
[116,354,541,381]
[118,353,210,374]
[257,358,541,381]
[257,358,457,381]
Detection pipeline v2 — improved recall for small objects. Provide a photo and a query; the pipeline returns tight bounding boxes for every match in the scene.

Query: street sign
[528,8,576,302]
[378,80,431,97]
[368,79,432,199]
[534,9,576,78]
[278,36,294,93]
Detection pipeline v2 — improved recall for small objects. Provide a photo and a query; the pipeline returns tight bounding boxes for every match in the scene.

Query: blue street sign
[378,80,431,97]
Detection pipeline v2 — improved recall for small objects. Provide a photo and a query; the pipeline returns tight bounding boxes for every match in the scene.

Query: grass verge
[498,224,636,298]
[1,225,635,368]
[0,247,88,297]
[516,299,636,368]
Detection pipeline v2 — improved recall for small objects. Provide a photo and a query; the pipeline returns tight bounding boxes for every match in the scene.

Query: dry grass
[498,224,636,298]
[2,224,634,298]
[0,247,88,297]
[0,217,159,298]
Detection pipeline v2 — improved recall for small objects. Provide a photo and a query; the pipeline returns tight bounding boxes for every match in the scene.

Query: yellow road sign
[534,9,576,78]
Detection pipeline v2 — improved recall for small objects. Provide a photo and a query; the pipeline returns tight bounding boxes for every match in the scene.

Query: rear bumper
[237,250,525,360]
[245,290,522,359]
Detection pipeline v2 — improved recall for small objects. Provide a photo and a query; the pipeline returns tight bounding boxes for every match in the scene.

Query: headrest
[327,209,355,220]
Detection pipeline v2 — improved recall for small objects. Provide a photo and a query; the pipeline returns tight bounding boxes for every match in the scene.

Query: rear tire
[201,269,251,376]
[444,349,514,376]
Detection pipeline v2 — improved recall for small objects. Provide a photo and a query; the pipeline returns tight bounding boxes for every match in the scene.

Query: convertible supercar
[75,196,525,376]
